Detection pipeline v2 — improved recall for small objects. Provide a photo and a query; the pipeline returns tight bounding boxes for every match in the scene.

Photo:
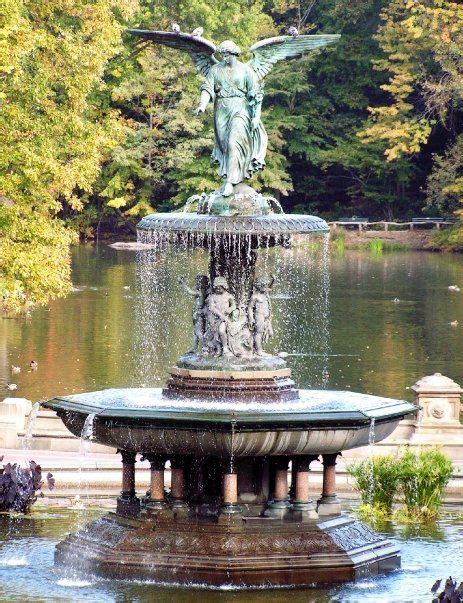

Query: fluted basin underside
[45,388,417,457]
[137,212,328,246]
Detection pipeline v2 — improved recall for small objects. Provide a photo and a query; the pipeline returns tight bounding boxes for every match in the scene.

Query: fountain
[43,27,418,587]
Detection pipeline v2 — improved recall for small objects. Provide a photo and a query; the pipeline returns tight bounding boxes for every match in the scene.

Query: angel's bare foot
[222,182,233,197]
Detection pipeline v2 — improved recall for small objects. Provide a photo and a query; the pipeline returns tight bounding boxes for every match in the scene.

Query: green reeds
[347,448,453,522]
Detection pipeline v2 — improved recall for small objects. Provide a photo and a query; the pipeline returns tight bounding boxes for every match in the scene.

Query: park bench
[411,217,455,230]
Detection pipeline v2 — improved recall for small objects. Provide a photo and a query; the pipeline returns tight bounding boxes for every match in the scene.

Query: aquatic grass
[366,239,411,254]
[329,228,346,254]
[347,454,400,514]
[347,449,453,522]
[397,448,453,521]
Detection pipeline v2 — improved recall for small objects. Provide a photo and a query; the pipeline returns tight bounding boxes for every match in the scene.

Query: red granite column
[145,455,167,510]
[264,458,290,518]
[218,461,242,521]
[170,456,189,516]
[291,455,319,519]
[317,453,342,516]
[117,449,140,517]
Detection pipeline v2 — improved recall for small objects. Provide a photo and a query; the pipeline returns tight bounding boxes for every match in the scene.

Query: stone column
[117,449,140,517]
[264,458,290,519]
[145,455,167,510]
[317,453,341,517]
[291,455,319,520]
[170,457,189,517]
[218,464,242,523]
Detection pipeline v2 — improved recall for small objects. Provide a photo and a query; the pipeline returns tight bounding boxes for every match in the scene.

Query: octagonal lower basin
[44,388,417,457]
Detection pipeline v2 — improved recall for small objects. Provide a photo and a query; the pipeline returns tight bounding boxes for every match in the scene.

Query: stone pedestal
[54,512,400,586]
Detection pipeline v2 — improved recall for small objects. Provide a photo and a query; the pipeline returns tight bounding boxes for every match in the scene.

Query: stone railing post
[410,373,463,454]
[0,398,32,448]
[412,373,462,427]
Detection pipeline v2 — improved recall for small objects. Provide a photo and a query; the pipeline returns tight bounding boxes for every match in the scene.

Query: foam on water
[56,578,94,587]
[0,557,28,567]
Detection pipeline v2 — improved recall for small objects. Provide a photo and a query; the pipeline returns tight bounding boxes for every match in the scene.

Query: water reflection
[1,244,463,402]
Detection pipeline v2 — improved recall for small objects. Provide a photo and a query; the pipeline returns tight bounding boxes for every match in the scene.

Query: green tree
[0,0,137,314]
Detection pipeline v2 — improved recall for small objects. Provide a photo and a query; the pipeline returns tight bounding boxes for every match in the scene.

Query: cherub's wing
[128,30,218,77]
[248,34,340,80]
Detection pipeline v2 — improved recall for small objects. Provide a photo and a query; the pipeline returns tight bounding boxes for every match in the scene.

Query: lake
[2,243,463,402]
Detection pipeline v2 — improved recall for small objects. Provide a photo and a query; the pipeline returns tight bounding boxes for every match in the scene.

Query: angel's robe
[201,61,267,185]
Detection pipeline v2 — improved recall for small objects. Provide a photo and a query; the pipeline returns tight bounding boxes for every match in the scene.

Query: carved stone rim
[137,212,329,235]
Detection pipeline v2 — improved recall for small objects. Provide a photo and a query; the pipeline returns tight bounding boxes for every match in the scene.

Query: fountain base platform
[55,512,399,587]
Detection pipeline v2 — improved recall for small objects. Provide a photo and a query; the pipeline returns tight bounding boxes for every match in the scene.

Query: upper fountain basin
[137,212,328,246]
[44,388,418,457]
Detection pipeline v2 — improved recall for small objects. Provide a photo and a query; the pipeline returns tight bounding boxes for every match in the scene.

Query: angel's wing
[248,34,340,80]
[128,30,218,77]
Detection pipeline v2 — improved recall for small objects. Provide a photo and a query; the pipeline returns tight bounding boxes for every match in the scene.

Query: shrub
[0,458,54,513]
[398,448,453,520]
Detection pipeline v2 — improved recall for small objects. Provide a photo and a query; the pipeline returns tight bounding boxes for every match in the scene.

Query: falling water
[76,413,96,513]
[134,223,331,389]
[81,413,95,442]
[22,402,40,453]
[271,232,331,387]
[367,417,376,506]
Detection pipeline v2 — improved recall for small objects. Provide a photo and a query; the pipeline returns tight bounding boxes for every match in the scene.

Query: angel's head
[217,40,241,65]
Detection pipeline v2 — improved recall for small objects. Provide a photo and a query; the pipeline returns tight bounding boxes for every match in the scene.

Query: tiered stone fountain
[44,27,418,587]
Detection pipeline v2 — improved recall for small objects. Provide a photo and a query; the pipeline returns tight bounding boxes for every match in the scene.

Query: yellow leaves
[0,0,138,314]
[441,26,451,44]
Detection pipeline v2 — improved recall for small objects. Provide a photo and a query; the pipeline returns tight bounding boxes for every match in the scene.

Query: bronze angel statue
[130,29,340,197]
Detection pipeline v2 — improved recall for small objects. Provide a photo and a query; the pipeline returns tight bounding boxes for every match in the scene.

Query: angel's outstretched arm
[195,90,212,114]
[196,69,215,114]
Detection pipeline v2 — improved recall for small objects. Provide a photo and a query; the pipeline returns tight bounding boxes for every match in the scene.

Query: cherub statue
[179,274,210,353]
[205,276,236,358]
[130,29,339,197]
[248,275,275,356]
[226,308,252,358]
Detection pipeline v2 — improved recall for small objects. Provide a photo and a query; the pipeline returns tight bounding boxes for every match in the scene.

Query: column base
[264,499,291,519]
[117,495,140,518]
[217,503,243,524]
[317,495,342,517]
[143,500,173,519]
[171,500,189,518]
[290,500,318,521]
